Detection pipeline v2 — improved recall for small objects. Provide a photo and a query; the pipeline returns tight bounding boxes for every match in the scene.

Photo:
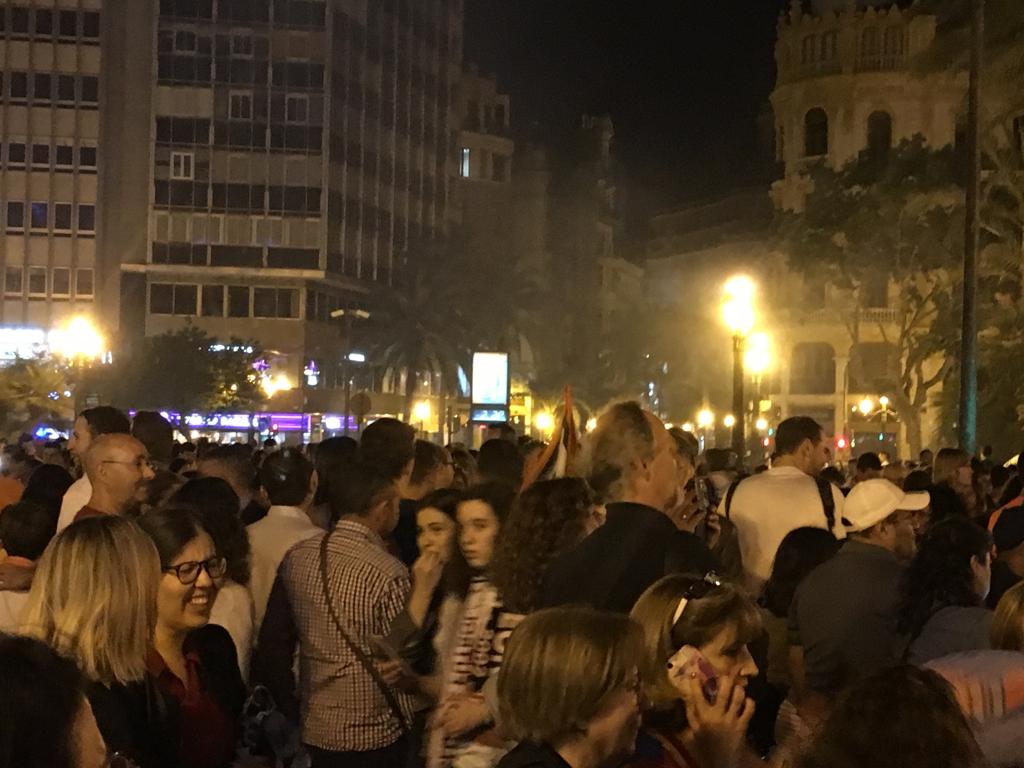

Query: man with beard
[74,434,156,522]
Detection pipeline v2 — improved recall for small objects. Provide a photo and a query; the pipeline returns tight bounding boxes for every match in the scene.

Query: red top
[147,648,235,768]
[73,505,109,522]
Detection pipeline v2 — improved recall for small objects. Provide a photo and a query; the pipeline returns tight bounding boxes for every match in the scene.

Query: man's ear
[308,469,319,500]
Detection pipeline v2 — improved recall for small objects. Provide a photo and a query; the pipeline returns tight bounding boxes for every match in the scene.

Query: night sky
[465,0,788,227]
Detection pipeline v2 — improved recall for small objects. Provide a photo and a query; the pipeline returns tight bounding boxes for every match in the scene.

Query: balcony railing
[855,54,905,73]
[802,307,900,324]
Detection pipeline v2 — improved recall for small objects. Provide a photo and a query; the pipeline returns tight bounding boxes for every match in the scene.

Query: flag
[521,385,580,491]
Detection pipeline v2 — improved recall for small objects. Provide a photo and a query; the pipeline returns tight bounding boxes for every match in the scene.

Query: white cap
[843,478,929,533]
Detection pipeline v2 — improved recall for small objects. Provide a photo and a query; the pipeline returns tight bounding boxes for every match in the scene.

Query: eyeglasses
[672,571,724,625]
[101,457,156,472]
[163,556,227,585]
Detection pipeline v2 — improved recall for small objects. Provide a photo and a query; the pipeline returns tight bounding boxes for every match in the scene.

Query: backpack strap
[723,479,743,520]
[815,476,837,532]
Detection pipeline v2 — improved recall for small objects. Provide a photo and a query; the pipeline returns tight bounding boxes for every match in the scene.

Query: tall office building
[0,2,103,341]
[111,0,463,410]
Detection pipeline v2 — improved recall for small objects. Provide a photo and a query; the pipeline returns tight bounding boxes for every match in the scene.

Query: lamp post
[330,308,371,435]
[49,315,107,413]
[722,277,756,459]
[413,400,431,439]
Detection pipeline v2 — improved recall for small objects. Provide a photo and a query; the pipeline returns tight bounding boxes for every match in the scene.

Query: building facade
[0,2,103,336]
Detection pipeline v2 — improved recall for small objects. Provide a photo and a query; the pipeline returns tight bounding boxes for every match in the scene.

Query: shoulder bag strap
[318,533,410,733]
[723,478,742,520]
[815,476,837,532]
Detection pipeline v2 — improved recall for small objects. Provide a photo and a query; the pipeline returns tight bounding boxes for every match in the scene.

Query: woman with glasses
[20,516,177,768]
[137,506,246,768]
[628,573,762,768]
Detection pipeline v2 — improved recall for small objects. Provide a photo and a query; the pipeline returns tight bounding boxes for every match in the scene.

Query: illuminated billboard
[471,352,509,423]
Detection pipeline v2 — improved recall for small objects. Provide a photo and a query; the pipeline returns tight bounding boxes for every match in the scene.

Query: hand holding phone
[667,645,720,704]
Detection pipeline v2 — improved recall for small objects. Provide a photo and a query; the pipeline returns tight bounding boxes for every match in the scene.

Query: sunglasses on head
[672,571,724,625]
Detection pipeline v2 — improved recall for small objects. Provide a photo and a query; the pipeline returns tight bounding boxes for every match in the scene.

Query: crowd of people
[0,402,1023,768]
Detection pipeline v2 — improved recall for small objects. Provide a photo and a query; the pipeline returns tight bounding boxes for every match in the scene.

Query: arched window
[820,31,838,62]
[791,343,836,395]
[867,111,893,159]
[804,108,829,157]
[802,35,817,64]
[861,27,880,57]
[883,27,906,57]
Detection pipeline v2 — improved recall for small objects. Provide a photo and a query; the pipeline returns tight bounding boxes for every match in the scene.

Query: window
[58,75,75,101]
[286,95,308,123]
[32,144,50,167]
[820,31,837,62]
[6,202,24,231]
[804,108,829,157]
[227,285,250,317]
[7,143,25,166]
[54,203,73,231]
[10,72,28,99]
[231,34,253,56]
[4,267,23,297]
[229,91,253,119]
[82,12,100,39]
[201,285,224,317]
[56,145,74,168]
[801,35,816,64]
[35,10,53,36]
[170,151,195,180]
[59,10,77,37]
[861,28,880,57]
[75,268,94,297]
[860,273,890,309]
[173,284,198,315]
[80,76,99,104]
[253,287,298,318]
[33,74,52,101]
[79,146,97,169]
[790,343,837,395]
[460,147,471,178]
[30,202,48,230]
[52,268,70,296]
[28,267,47,297]
[78,204,96,233]
[175,30,198,52]
[11,8,29,35]
[883,27,905,57]
[149,283,174,314]
[867,111,893,160]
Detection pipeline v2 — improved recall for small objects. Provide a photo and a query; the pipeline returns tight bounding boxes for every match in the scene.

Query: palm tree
[0,358,74,435]
[370,246,475,432]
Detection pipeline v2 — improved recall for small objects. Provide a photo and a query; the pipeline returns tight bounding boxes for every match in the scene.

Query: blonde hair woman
[495,607,644,768]
[992,581,1024,651]
[20,516,178,768]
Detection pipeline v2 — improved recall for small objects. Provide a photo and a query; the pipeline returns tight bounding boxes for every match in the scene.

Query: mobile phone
[667,645,720,704]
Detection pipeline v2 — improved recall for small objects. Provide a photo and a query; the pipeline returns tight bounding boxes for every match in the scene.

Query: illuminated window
[170,151,194,180]
[460,147,471,178]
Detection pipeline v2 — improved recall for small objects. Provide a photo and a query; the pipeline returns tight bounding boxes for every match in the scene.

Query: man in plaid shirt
[253,461,414,768]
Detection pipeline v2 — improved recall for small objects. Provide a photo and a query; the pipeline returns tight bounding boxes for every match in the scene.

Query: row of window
[154,181,322,214]
[150,283,300,319]
[151,243,319,269]
[159,0,327,29]
[1,72,99,105]
[3,266,94,300]
[2,142,97,172]
[156,117,323,152]
[5,202,96,234]
[157,54,325,90]
[799,27,907,66]
[0,7,100,41]
[154,212,320,249]
[798,108,892,159]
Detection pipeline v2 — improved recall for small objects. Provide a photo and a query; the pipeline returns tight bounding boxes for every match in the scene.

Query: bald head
[84,434,156,514]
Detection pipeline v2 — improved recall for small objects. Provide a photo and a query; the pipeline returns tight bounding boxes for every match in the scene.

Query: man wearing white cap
[788,479,929,705]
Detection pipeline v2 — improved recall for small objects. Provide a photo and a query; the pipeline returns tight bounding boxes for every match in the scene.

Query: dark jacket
[987,558,1022,609]
[183,623,248,725]
[540,502,717,614]
[496,742,572,768]
[87,677,179,768]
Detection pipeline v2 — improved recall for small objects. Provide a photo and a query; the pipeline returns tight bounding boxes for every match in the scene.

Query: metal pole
[732,334,745,458]
[959,0,983,454]
[342,313,352,436]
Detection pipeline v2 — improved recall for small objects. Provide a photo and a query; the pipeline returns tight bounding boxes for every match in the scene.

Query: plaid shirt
[255,520,413,752]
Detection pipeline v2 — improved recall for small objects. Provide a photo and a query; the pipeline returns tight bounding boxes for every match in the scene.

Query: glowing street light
[682,422,695,433]
[585,417,598,432]
[723,414,736,429]
[879,396,890,408]
[756,417,769,432]
[859,397,874,417]
[261,374,294,398]
[722,275,757,457]
[49,315,106,362]
[697,409,715,429]
[534,411,554,435]
[413,400,432,422]
[744,332,773,375]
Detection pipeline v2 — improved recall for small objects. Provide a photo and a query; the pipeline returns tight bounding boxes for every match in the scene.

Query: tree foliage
[0,358,74,435]
[108,326,266,415]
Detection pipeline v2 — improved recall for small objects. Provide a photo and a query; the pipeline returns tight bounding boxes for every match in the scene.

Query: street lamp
[859,397,874,417]
[534,410,554,438]
[723,414,736,429]
[722,276,756,458]
[330,308,371,435]
[413,400,431,437]
[756,417,769,432]
[49,315,106,362]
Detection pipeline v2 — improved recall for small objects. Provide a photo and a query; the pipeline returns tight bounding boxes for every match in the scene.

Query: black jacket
[540,502,717,614]
[88,677,179,768]
[496,742,572,768]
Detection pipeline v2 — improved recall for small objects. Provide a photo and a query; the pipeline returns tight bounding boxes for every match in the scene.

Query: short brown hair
[991,581,1024,652]
[630,574,762,710]
[497,607,643,744]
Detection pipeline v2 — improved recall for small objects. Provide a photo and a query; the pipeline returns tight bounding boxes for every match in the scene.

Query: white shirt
[0,589,28,632]
[247,505,322,633]
[717,465,846,592]
[56,476,92,533]
[209,579,255,680]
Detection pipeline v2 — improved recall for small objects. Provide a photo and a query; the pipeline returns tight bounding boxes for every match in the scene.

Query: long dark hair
[170,477,251,586]
[762,527,841,618]
[490,478,593,614]
[137,506,208,568]
[0,634,86,768]
[898,517,991,639]
[446,482,516,598]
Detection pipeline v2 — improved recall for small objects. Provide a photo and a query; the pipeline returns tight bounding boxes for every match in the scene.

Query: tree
[0,358,74,436]
[110,326,266,415]
[777,139,966,454]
